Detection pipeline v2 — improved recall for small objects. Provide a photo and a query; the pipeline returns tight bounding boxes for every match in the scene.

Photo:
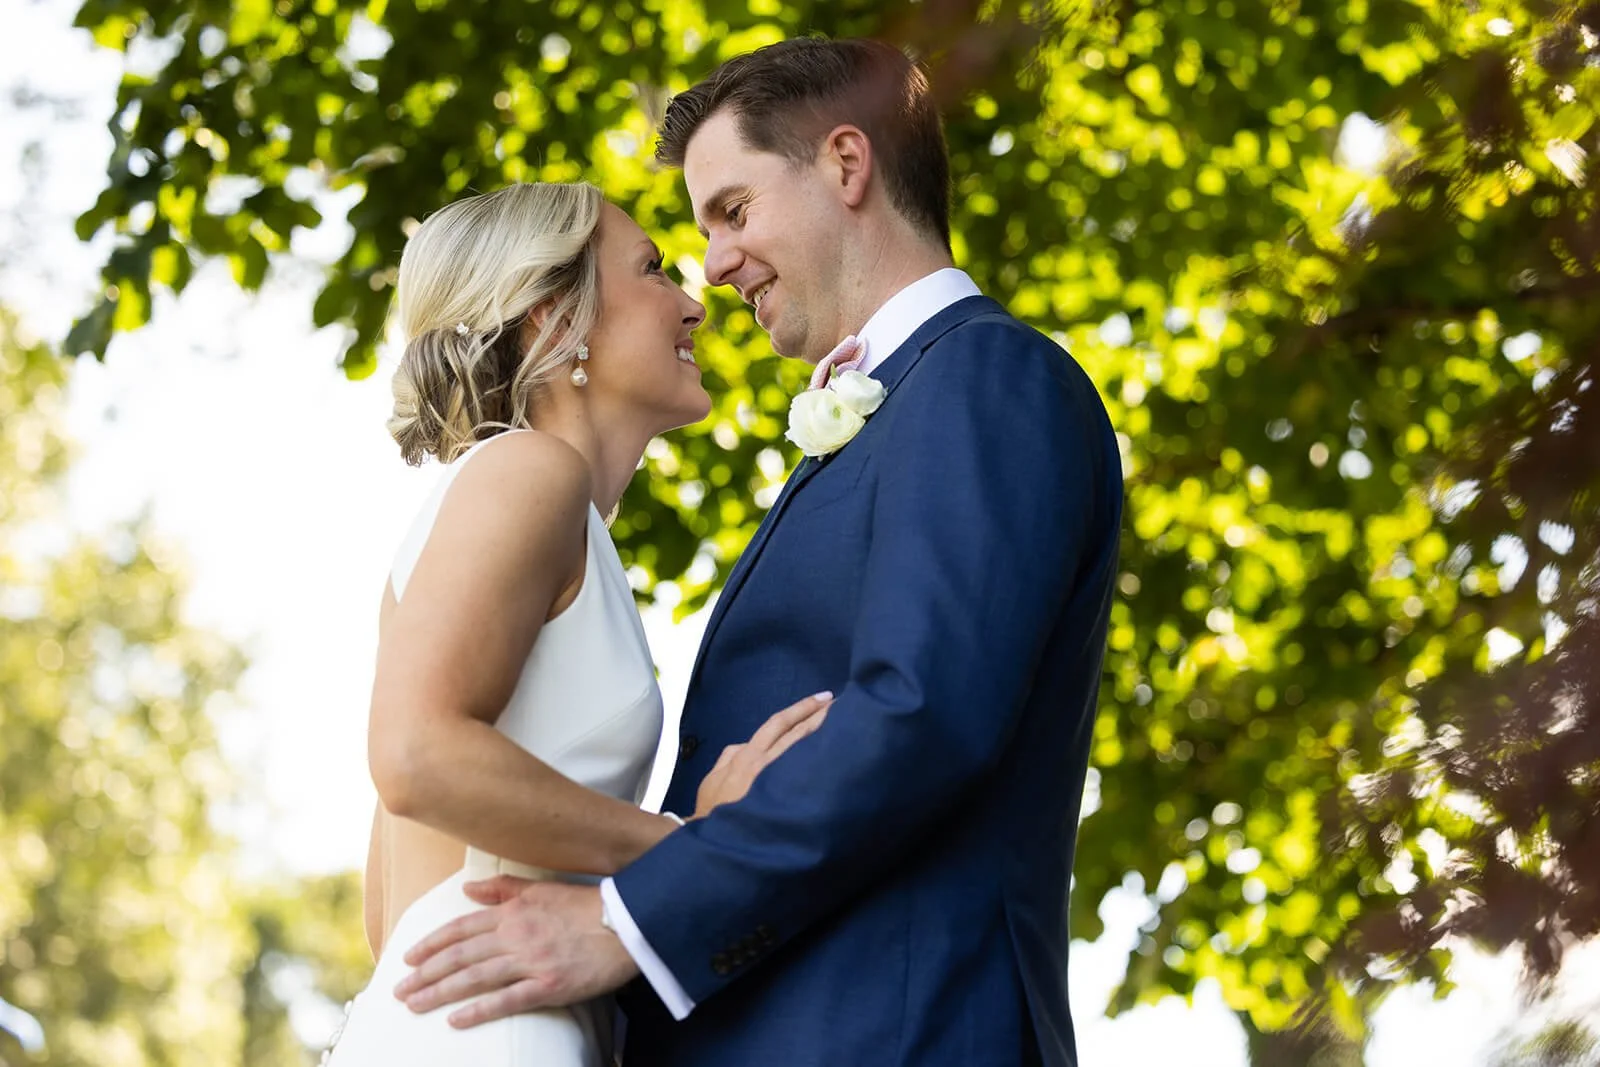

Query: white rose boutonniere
[829,370,886,418]
[785,389,866,457]
[784,337,885,458]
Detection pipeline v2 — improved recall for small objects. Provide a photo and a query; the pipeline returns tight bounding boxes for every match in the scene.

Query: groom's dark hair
[655,37,951,250]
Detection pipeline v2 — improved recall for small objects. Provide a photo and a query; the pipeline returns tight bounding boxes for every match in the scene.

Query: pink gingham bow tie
[808,335,868,390]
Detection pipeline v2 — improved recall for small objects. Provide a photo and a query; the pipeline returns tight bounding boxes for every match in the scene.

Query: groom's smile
[749,280,776,326]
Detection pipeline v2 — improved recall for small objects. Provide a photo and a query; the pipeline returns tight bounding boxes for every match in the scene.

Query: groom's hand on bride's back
[693,691,833,818]
[394,878,636,1026]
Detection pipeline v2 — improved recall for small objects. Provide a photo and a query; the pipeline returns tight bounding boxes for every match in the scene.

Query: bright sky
[3,2,1595,1061]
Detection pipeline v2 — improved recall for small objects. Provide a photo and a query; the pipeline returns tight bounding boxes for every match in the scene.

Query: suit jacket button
[679,735,701,760]
[711,952,732,976]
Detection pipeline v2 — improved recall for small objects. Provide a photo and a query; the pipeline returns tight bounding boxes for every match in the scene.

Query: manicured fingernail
[813,690,833,702]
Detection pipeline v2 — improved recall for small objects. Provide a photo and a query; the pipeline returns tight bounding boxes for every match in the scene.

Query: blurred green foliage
[1492,1019,1600,1067]
[0,313,367,1065]
[63,0,1600,1058]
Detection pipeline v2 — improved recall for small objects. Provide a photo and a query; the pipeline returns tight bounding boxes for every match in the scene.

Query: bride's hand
[693,691,834,818]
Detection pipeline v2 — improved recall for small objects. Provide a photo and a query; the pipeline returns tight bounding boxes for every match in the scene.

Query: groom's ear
[821,124,873,209]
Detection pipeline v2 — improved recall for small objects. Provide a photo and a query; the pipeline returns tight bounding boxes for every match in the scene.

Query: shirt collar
[855,268,983,376]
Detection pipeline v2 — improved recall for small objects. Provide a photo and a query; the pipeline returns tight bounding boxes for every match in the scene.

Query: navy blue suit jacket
[614,296,1122,1066]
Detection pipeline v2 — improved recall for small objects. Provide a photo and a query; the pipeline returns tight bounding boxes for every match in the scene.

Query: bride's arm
[366,432,675,877]
[363,805,386,958]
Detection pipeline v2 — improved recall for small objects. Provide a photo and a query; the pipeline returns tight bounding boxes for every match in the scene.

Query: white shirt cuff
[601,876,696,1021]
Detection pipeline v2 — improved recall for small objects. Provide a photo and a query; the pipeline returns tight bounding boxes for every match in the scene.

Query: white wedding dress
[325,431,664,1066]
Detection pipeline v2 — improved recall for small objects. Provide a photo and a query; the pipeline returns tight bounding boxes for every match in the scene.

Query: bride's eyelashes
[646,254,688,286]
[648,253,686,284]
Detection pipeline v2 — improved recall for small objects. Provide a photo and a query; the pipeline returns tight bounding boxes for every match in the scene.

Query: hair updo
[387,182,604,465]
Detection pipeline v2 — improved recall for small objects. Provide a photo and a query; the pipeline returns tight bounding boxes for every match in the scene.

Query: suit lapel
[685,453,820,685]
[683,295,1004,697]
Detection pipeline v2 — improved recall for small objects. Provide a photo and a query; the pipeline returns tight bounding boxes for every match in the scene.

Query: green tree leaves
[0,313,366,1065]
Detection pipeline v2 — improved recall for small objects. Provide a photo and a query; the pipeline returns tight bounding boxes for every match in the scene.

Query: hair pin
[454,322,470,336]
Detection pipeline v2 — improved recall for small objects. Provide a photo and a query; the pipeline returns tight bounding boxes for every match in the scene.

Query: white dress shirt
[599,267,984,1020]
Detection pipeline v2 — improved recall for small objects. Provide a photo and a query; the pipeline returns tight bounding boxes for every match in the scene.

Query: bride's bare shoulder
[445,430,591,519]
[405,430,593,609]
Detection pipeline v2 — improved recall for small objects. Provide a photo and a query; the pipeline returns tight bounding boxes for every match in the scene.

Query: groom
[398,37,1122,1067]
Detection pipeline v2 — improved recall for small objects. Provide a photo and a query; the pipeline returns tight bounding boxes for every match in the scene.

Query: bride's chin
[649,395,713,436]
[683,392,713,425]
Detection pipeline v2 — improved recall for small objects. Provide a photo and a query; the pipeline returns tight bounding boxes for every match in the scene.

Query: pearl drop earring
[571,343,590,387]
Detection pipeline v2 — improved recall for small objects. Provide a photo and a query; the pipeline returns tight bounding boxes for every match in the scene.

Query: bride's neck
[522,400,647,520]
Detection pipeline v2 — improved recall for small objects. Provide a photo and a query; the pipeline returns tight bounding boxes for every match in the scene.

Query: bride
[324,182,830,1065]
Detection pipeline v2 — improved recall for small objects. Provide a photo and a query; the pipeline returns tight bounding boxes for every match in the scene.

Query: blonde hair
[388,182,604,465]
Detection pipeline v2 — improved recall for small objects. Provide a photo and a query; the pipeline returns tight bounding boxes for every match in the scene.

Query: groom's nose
[703,231,740,289]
